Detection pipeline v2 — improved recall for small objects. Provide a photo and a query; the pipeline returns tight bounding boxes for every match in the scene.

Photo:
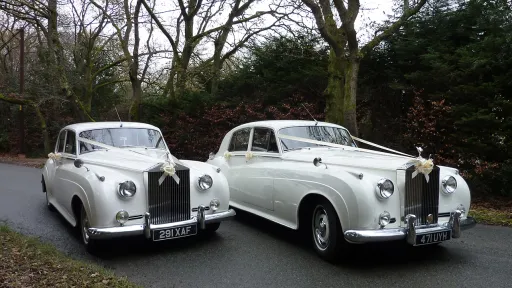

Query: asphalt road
[1,163,511,288]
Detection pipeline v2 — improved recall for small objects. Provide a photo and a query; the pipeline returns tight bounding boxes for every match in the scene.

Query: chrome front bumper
[344,210,477,245]
[87,206,236,240]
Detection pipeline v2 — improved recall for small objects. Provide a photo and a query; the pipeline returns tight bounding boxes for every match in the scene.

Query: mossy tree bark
[302,0,427,136]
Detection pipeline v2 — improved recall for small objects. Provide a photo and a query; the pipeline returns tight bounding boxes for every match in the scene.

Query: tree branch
[361,0,426,57]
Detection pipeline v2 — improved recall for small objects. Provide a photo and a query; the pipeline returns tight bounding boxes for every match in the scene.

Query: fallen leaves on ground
[0,226,140,288]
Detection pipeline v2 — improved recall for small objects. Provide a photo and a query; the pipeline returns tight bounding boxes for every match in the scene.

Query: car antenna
[301,103,318,126]
[114,105,123,127]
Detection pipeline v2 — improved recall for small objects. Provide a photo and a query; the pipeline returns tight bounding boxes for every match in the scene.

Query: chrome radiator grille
[147,167,191,225]
[403,165,440,226]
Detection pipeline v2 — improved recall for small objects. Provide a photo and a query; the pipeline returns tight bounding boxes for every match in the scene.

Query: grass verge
[0,225,140,288]
[469,204,512,227]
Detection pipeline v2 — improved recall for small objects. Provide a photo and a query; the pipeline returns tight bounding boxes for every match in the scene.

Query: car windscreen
[78,128,166,154]
[278,125,356,151]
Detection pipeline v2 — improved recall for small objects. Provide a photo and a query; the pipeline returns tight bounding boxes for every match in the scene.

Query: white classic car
[207,120,476,262]
[41,121,235,252]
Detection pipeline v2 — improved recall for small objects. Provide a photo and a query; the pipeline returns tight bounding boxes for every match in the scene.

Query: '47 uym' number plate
[415,230,451,245]
[152,224,197,241]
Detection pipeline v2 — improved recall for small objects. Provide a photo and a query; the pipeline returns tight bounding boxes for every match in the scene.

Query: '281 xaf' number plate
[415,230,451,245]
[152,224,197,241]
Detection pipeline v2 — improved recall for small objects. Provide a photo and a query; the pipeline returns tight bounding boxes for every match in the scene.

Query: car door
[239,127,280,211]
[46,129,67,201]
[53,129,79,217]
[222,127,252,204]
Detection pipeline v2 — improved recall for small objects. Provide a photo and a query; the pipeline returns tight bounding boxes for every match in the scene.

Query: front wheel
[79,205,99,253]
[311,199,345,263]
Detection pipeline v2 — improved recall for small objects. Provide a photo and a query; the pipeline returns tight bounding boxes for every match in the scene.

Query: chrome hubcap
[81,208,90,245]
[313,206,329,250]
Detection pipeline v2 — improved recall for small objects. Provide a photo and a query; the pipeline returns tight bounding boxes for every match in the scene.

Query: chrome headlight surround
[441,175,457,194]
[375,178,394,199]
[118,180,136,197]
[198,174,213,190]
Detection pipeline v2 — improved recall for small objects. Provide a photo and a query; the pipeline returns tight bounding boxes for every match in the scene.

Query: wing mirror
[313,157,327,169]
[74,159,84,168]
[73,158,105,182]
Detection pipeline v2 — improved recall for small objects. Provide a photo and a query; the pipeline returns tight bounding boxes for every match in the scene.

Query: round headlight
[118,180,136,197]
[376,178,394,199]
[210,198,220,211]
[198,174,213,190]
[442,176,457,194]
[116,210,129,224]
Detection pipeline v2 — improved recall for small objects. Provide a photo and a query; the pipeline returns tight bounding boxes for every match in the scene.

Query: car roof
[230,120,349,133]
[62,121,161,134]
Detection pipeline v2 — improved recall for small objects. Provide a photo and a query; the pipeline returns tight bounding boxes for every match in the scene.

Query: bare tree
[90,0,158,121]
[301,0,427,136]
[0,0,95,121]
[140,0,288,98]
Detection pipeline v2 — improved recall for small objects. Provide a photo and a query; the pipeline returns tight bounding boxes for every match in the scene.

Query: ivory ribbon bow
[158,162,180,185]
[48,152,61,161]
[245,151,254,161]
[408,147,434,183]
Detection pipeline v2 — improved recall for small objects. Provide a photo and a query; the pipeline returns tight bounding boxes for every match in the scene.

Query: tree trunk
[129,78,142,121]
[324,49,346,126]
[343,58,360,136]
[34,106,50,154]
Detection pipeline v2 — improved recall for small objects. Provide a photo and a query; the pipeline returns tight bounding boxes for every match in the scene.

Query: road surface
[1,163,511,288]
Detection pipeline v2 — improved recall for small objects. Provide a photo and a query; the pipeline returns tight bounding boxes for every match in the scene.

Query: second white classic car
[207,120,476,262]
[42,121,235,252]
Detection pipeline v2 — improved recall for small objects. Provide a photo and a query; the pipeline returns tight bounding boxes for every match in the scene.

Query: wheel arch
[71,194,88,227]
[297,192,349,232]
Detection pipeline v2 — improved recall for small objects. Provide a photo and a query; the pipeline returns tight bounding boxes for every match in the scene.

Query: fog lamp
[379,211,391,227]
[210,198,220,211]
[456,204,466,218]
[116,210,129,225]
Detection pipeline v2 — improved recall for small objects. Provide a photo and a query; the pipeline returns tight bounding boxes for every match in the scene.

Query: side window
[251,128,279,153]
[56,130,66,153]
[64,130,76,155]
[228,128,251,152]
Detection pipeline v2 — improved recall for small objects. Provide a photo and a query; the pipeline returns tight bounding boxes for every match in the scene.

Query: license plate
[152,224,197,241]
[415,230,451,245]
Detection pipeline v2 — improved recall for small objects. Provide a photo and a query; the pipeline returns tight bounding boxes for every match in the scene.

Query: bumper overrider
[86,205,236,240]
[344,209,477,245]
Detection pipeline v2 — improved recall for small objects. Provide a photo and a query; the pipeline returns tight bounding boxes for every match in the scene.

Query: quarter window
[56,130,66,153]
[228,128,251,152]
[64,130,76,155]
[251,128,279,153]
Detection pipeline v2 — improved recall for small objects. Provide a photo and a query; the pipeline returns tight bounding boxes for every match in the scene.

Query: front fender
[180,160,231,213]
[70,164,147,228]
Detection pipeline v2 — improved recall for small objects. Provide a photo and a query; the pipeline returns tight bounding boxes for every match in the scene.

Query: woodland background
[0,0,510,199]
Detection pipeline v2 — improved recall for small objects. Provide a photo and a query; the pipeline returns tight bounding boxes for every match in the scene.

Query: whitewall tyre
[311,199,345,263]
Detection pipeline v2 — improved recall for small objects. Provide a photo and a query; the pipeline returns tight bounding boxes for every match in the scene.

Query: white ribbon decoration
[76,136,180,185]
[407,147,434,183]
[48,152,62,161]
[277,134,414,159]
[351,136,414,157]
[158,163,180,185]
[245,151,254,161]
